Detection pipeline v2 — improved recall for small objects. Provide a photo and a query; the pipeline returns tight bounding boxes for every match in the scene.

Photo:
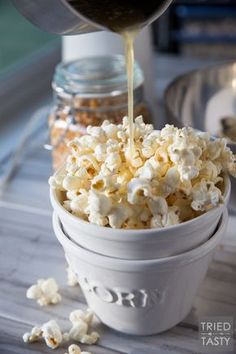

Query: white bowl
[53,209,228,335]
[50,176,230,260]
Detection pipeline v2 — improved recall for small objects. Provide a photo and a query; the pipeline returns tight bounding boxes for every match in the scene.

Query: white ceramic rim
[53,208,228,271]
[50,174,230,239]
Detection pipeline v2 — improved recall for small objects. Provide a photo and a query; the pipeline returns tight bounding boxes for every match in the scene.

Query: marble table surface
[1,55,236,354]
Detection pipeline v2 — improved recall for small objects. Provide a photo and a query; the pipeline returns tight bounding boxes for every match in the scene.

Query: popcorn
[79,331,100,345]
[148,197,168,216]
[87,126,106,141]
[168,128,202,181]
[23,326,42,343]
[26,278,61,306]
[68,309,99,345]
[67,266,79,287]
[104,152,122,172]
[65,344,82,354]
[69,309,93,325]
[49,117,236,229]
[23,320,63,349]
[94,144,107,162]
[88,190,112,216]
[191,180,222,211]
[199,161,219,180]
[150,214,162,228]
[137,160,157,179]
[103,122,118,139]
[88,213,108,227]
[65,345,92,354]
[127,178,151,204]
[23,306,99,351]
[48,166,66,191]
[160,167,180,197]
[150,206,179,228]
[69,319,88,341]
[162,206,180,227]
[92,174,117,193]
[63,175,89,191]
[108,202,133,229]
[41,320,63,349]
[70,192,89,217]
[140,206,152,222]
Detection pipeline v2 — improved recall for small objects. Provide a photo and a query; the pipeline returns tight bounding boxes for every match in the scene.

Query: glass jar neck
[52,55,144,99]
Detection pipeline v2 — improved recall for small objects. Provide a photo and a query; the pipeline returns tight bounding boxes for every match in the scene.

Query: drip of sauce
[123,31,136,158]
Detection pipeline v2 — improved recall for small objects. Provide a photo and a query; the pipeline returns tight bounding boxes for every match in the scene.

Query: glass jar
[49,55,151,169]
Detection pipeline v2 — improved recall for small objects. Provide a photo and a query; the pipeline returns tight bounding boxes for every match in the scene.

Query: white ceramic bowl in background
[50,176,230,260]
[53,209,228,335]
[164,61,236,212]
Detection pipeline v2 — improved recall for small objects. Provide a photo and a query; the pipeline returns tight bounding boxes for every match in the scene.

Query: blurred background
[0,1,60,162]
[1,0,236,194]
[154,0,236,58]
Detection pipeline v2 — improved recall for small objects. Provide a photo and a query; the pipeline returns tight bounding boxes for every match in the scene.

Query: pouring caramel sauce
[68,0,172,158]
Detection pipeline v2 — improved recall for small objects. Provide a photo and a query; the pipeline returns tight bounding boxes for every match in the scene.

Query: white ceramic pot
[50,176,230,260]
[53,209,228,335]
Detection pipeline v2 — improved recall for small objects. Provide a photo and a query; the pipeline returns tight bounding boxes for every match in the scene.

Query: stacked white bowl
[50,176,230,335]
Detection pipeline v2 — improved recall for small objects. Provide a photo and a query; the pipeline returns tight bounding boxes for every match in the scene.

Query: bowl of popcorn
[53,207,228,335]
[50,117,233,260]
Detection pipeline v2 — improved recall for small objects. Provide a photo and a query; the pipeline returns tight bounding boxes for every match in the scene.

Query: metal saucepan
[11,0,173,35]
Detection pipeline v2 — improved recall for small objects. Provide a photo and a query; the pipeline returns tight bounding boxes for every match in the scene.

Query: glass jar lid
[53,55,144,98]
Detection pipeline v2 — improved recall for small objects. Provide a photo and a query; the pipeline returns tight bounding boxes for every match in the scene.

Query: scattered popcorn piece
[49,117,236,229]
[26,278,61,306]
[68,309,99,345]
[67,266,79,287]
[69,319,88,341]
[41,320,63,349]
[70,310,88,324]
[65,344,81,354]
[80,331,100,345]
[22,306,98,351]
[23,321,63,349]
[23,326,42,343]
[65,346,92,354]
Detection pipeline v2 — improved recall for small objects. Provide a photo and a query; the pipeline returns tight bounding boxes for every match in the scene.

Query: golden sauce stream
[123,31,137,159]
